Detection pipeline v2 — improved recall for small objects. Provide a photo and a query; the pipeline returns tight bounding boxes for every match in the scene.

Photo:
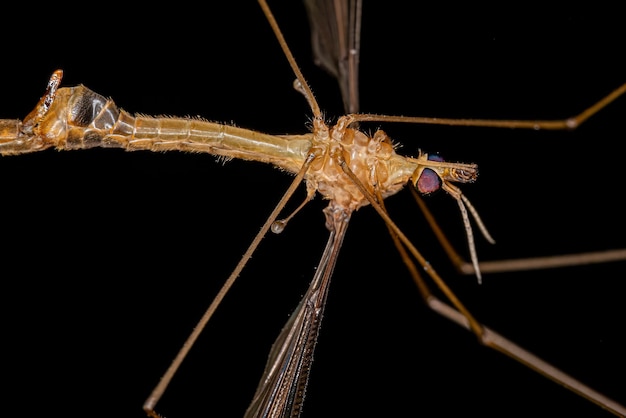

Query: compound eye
[416,154,444,194]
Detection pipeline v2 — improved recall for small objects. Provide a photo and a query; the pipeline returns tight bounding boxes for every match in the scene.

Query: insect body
[3,0,624,418]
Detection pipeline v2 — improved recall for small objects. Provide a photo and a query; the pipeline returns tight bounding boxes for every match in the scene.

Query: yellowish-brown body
[0,79,427,215]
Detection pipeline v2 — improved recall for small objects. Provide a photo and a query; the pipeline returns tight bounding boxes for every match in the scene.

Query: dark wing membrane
[244,216,349,418]
[304,0,361,113]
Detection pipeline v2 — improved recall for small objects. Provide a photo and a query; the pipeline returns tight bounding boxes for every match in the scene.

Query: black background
[1,2,624,418]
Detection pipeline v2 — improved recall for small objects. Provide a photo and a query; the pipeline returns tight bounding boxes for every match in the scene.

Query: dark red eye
[416,154,444,194]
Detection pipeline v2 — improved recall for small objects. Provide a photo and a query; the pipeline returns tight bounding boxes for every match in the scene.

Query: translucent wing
[244,211,349,417]
[304,0,361,113]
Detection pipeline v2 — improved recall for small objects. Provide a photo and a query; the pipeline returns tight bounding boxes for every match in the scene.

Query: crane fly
[1,2,625,418]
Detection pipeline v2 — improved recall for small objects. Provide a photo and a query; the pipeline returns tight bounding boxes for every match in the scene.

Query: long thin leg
[349,82,626,130]
[343,159,625,417]
[380,192,625,417]
[143,154,314,417]
[409,187,626,275]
